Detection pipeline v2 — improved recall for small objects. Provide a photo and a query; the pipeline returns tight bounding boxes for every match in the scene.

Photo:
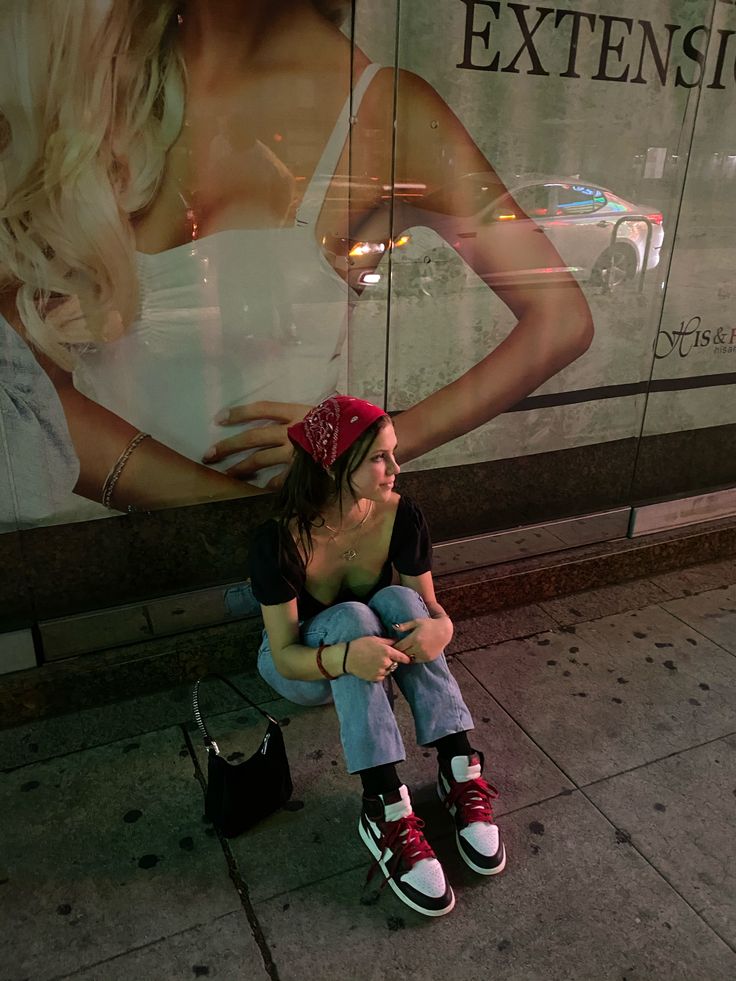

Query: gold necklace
[322,501,374,562]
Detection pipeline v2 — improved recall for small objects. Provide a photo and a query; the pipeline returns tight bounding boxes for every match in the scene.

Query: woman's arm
[262,600,344,680]
[47,363,262,510]
[387,70,594,462]
[202,68,594,476]
[262,599,408,682]
[0,296,265,510]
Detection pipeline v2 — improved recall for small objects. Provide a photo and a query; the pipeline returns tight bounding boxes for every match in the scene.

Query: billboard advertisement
[1,0,734,536]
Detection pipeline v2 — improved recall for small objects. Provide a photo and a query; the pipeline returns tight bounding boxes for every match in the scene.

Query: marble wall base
[1,515,734,729]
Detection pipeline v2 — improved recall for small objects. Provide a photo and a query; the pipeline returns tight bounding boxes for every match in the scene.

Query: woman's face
[346,422,400,503]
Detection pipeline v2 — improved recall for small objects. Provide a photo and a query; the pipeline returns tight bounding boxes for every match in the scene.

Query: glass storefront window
[0,1,734,620]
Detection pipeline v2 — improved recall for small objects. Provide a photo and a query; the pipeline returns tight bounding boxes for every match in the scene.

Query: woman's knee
[302,601,382,646]
[369,585,428,622]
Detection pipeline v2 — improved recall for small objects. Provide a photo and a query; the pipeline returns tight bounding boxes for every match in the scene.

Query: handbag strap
[192,673,280,754]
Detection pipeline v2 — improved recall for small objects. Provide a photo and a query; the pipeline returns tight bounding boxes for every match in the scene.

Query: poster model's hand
[202,401,313,489]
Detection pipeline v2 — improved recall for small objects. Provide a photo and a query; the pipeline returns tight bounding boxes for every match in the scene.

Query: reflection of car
[344,175,665,291]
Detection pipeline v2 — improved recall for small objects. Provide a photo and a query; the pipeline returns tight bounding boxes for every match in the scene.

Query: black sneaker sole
[358,816,455,917]
[437,779,507,876]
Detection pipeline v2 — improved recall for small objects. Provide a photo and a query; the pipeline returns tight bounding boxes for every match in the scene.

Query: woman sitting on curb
[248,395,505,917]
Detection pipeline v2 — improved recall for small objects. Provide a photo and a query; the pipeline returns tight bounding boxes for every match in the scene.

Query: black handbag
[192,674,293,838]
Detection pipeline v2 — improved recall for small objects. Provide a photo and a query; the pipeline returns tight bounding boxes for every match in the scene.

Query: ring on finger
[386,662,398,674]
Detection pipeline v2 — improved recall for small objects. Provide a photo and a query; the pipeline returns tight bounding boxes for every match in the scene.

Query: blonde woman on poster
[0,0,592,516]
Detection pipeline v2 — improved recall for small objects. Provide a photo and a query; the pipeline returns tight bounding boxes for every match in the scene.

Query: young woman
[249,395,506,917]
[0,0,592,515]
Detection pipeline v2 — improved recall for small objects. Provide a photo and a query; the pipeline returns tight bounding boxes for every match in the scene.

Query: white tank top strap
[295,62,384,227]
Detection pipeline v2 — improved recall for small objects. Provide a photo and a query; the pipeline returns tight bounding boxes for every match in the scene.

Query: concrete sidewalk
[2,558,736,981]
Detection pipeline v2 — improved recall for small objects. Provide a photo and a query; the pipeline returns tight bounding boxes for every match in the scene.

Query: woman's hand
[203,401,313,488]
[393,616,453,663]
[346,636,412,683]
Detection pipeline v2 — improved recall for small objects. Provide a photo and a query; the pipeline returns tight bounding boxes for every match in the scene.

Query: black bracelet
[342,641,351,675]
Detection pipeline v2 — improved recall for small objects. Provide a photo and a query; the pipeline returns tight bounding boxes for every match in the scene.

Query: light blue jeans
[257,585,474,773]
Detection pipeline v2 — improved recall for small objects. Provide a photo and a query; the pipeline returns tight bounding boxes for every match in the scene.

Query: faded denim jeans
[257,585,474,773]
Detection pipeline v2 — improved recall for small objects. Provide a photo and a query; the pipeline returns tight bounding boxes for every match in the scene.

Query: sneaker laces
[366,812,437,889]
[444,776,499,825]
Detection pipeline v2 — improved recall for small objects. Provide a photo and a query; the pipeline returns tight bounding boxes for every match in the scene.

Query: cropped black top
[248,495,432,621]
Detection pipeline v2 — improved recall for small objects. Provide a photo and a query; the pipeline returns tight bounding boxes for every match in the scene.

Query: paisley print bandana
[287,396,387,469]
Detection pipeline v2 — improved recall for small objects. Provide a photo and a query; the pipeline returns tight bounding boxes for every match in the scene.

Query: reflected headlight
[349,241,385,257]
[348,234,412,257]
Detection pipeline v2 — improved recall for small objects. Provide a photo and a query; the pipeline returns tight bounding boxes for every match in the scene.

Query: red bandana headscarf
[287,396,387,470]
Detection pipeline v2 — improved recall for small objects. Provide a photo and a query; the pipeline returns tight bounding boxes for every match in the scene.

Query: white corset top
[74,227,352,483]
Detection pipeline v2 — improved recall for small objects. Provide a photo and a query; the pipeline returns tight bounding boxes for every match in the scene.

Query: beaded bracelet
[316,643,338,681]
[101,432,151,509]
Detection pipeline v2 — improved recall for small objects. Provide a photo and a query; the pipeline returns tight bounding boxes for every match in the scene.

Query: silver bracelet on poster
[101,432,151,509]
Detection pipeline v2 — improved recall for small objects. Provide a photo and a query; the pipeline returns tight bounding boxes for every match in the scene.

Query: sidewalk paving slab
[57,912,268,981]
[586,733,736,949]
[649,558,736,599]
[447,604,558,655]
[0,727,241,981]
[539,578,671,626]
[458,606,736,785]
[0,669,271,771]
[253,792,735,981]
[661,584,736,655]
[194,662,573,905]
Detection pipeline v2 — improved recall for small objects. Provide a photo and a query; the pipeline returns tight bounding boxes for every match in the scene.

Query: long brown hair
[275,414,390,562]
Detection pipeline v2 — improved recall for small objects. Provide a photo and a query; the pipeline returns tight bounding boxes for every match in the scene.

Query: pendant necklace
[322,501,374,562]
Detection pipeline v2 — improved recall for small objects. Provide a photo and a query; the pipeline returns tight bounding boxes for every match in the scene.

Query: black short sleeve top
[248,495,432,621]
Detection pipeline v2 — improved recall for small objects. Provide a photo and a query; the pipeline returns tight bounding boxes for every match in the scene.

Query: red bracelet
[316,643,338,680]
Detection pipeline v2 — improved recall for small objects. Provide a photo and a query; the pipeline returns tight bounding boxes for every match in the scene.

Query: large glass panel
[368,0,717,532]
[634,0,736,502]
